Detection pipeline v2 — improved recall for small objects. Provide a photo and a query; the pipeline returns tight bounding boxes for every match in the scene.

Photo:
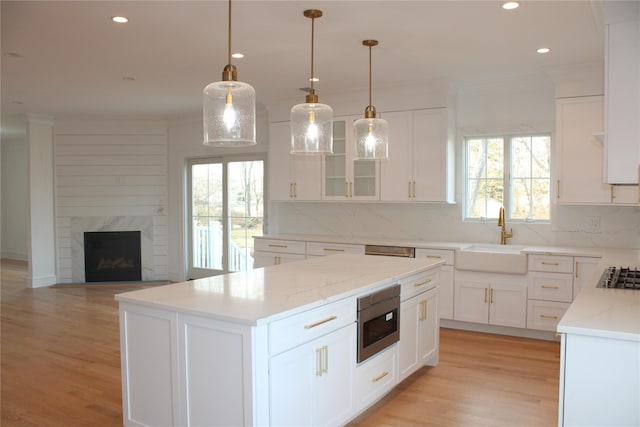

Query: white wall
[269,74,640,250]
[1,129,28,261]
[54,120,169,283]
[166,104,269,281]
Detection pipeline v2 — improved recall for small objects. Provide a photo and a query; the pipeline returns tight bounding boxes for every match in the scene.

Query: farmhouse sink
[456,244,528,274]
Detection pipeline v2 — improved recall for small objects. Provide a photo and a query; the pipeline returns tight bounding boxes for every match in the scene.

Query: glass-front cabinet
[323,116,380,200]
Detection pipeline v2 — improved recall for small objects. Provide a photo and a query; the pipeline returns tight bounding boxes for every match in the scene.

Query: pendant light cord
[310,16,315,92]
[227,0,232,65]
[368,44,372,107]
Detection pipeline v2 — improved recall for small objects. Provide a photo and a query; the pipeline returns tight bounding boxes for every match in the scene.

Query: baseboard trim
[440,319,559,341]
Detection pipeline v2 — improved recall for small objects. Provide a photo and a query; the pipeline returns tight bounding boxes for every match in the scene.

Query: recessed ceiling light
[111,16,129,23]
[502,2,519,10]
[537,47,551,54]
[231,52,244,59]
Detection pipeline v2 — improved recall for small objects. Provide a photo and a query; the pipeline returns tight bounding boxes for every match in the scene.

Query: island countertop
[115,254,443,326]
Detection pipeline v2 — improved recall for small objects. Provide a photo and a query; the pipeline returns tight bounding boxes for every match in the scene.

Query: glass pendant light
[291,9,333,155]
[203,0,256,147]
[354,40,388,160]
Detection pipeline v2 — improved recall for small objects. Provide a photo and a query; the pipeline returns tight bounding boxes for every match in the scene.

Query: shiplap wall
[54,120,168,283]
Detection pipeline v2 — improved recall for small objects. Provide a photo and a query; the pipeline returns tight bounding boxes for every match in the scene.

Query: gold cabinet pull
[575,261,579,278]
[414,278,432,287]
[323,248,345,252]
[490,288,494,304]
[269,244,288,248]
[426,255,442,259]
[420,300,427,321]
[349,182,353,198]
[293,182,297,198]
[345,182,349,197]
[274,256,281,265]
[540,314,559,320]
[408,181,412,198]
[557,180,560,200]
[304,315,338,330]
[412,181,416,198]
[542,261,559,266]
[541,285,560,289]
[322,345,328,374]
[372,371,389,382]
[316,348,322,376]
[484,288,488,304]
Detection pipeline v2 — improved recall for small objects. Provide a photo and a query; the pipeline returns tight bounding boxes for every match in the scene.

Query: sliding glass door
[187,155,265,279]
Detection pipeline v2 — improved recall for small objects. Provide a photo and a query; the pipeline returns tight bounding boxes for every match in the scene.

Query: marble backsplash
[70,216,154,283]
[269,203,640,249]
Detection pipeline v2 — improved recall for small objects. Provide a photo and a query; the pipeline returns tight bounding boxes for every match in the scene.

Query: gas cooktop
[597,267,640,289]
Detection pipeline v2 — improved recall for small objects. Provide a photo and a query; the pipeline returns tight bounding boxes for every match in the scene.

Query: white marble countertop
[115,254,443,326]
[558,250,640,342]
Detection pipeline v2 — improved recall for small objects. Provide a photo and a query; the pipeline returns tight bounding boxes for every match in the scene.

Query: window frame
[463,132,551,223]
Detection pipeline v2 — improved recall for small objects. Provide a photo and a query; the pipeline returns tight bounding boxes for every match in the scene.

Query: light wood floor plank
[2,259,559,426]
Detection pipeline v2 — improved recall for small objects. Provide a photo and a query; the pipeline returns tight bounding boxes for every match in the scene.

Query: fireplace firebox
[84,231,142,282]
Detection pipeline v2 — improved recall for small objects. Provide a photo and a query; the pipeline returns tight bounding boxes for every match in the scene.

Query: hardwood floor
[1,259,560,426]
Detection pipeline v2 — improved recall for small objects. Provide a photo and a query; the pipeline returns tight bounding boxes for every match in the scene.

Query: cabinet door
[437,265,454,320]
[253,251,305,268]
[380,111,413,201]
[454,280,489,324]
[556,96,611,204]
[269,121,321,201]
[412,108,452,202]
[323,117,379,200]
[399,288,439,381]
[489,282,527,328]
[605,17,640,184]
[573,256,601,298]
[269,324,356,427]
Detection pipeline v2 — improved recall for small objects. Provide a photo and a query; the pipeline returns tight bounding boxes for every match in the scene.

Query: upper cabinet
[604,2,640,184]
[323,116,380,200]
[269,121,321,201]
[556,96,611,204]
[380,109,455,203]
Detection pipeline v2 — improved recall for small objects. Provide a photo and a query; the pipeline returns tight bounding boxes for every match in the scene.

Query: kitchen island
[557,250,640,427]
[116,254,443,427]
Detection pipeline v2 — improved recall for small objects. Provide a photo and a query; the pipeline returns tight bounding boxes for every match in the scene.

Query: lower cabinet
[559,332,640,426]
[253,251,305,268]
[399,286,439,381]
[355,345,398,411]
[454,274,527,328]
[269,323,356,426]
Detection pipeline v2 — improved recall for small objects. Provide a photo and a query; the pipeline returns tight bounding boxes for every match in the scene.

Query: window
[465,134,550,221]
[187,155,265,279]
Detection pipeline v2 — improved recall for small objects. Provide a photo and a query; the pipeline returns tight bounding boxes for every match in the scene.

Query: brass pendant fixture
[290,9,333,155]
[354,39,388,160]
[203,0,256,147]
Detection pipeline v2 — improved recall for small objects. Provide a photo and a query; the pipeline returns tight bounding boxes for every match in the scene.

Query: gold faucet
[497,206,513,245]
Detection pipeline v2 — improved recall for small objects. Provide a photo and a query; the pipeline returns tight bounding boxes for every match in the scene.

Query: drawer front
[254,238,306,255]
[528,255,573,274]
[527,300,570,331]
[528,271,573,303]
[269,297,356,355]
[415,248,454,266]
[400,270,439,301]
[356,344,398,411]
[306,241,365,257]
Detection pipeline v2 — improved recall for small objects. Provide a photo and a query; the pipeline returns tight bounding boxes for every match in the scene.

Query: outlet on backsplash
[585,216,601,231]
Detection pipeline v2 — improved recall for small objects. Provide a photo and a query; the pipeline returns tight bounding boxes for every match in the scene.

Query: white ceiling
[1,0,604,137]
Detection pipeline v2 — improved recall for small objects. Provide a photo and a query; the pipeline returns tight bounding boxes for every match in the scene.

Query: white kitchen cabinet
[323,117,379,200]
[559,333,640,426]
[269,121,321,201]
[573,256,601,298]
[454,274,527,328]
[415,248,454,319]
[355,345,398,412]
[611,184,640,205]
[399,286,439,382]
[527,254,574,331]
[269,323,356,426]
[555,96,612,204]
[305,241,365,257]
[380,109,454,203]
[604,2,640,184]
[119,304,180,427]
[253,238,306,268]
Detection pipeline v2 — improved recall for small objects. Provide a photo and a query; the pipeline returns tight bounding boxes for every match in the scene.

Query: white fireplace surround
[70,216,153,283]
